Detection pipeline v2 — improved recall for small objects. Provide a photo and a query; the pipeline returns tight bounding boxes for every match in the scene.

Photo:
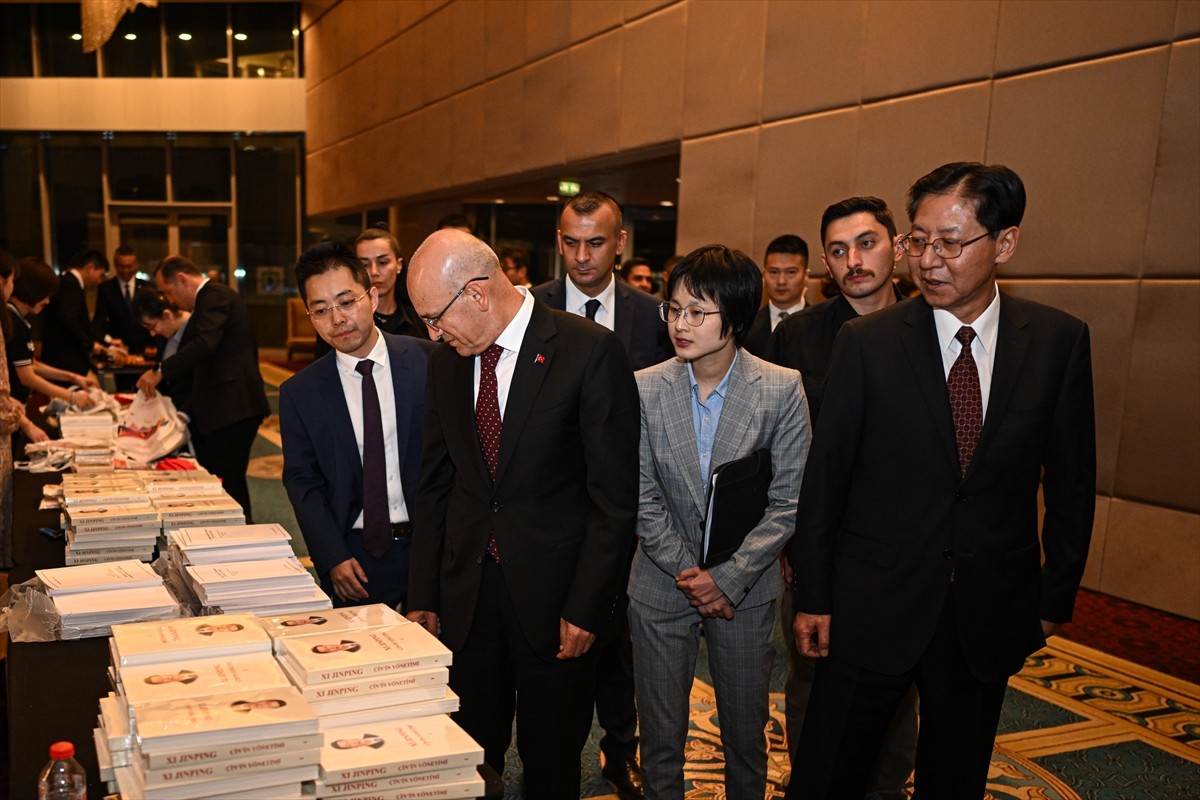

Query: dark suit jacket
[91,277,153,356]
[531,278,673,371]
[279,333,433,578]
[765,288,902,423]
[791,293,1095,683]
[41,271,96,376]
[159,281,270,436]
[409,300,640,661]
[741,306,773,358]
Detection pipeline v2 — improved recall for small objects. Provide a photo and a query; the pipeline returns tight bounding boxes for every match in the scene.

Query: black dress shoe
[601,757,645,800]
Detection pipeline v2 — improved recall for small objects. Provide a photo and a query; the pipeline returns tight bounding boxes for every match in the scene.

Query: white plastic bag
[115,391,190,463]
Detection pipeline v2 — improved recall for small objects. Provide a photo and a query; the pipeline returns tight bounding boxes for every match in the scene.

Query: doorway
[108,207,234,283]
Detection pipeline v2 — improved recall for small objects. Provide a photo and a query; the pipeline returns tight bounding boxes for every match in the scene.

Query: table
[5,470,503,799]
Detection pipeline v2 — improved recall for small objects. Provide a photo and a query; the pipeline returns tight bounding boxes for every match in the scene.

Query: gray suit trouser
[630,596,776,800]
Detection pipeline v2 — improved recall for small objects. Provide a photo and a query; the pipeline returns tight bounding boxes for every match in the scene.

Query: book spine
[301,668,448,701]
[317,778,484,800]
[320,766,477,797]
[141,747,317,787]
[141,734,323,769]
[302,656,450,686]
[325,753,478,783]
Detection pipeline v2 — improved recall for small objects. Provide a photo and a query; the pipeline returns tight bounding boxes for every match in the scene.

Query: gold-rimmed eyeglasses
[307,289,370,320]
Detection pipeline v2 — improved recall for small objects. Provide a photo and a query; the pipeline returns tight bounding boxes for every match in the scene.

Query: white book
[112,613,272,666]
[186,559,312,590]
[279,625,452,686]
[225,590,333,617]
[308,684,452,716]
[139,746,320,788]
[171,523,292,548]
[100,694,133,752]
[259,604,409,655]
[182,544,299,565]
[315,689,459,732]
[133,687,319,753]
[282,665,448,703]
[155,498,245,518]
[315,765,478,798]
[120,760,317,800]
[54,585,176,618]
[68,504,160,524]
[120,654,293,712]
[318,714,483,784]
[139,733,325,770]
[64,487,150,507]
[321,777,485,800]
[37,559,160,595]
[63,553,154,567]
[94,726,115,782]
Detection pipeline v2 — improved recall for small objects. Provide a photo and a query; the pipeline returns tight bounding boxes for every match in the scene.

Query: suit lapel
[709,354,757,473]
[901,300,960,477]
[968,293,1031,479]
[613,282,636,354]
[494,306,555,484]
[660,362,707,512]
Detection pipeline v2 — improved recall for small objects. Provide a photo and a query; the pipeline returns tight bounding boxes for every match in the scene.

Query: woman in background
[131,288,193,412]
[0,252,29,568]
[313,223,426,359]
[6,258,99,445]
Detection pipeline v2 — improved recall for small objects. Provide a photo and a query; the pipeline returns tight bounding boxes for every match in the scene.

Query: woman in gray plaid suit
[628,245,811,799]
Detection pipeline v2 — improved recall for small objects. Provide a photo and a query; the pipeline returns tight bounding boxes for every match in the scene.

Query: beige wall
[304,0,1200,619]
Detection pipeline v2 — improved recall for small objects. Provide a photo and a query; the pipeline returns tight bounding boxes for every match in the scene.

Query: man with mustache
[765,197,916,799]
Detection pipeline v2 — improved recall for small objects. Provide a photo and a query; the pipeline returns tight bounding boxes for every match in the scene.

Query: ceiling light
[292,29,299,38]
[494,199,506,204]
[659,201,675,207]
[234,32,248,42]
[256,67,266,76]
[71,33,82,41]
[545,195,559,202]
[124,33,137,41]
[178,33,192,41]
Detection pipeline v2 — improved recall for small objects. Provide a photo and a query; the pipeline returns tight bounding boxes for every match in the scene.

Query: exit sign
[558,181,581,196]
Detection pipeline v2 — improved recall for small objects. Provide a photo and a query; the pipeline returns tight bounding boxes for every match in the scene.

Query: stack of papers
[111,686,321,800]
[276,624,457,731]
[168,524,295,565]
[184,559,331,616]
[315,715,484,799]
[257,604,410,655]
[37,560,179,638]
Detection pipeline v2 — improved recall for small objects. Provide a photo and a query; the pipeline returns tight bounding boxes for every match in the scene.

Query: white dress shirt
[564,273,617,331]
[768,297,807,331]
[933,287,1001,417]
[473,287,535,419]
[334,330,409,526]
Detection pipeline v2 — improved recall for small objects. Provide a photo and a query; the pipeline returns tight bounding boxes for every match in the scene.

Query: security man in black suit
[92,246,153,390]
[41,249,108,378]
[531,190,672,800]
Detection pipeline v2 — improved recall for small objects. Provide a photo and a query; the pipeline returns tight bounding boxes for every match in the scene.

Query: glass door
[110,207,233,284]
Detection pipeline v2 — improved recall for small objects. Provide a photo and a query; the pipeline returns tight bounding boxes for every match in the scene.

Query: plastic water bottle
[37,741,86,800]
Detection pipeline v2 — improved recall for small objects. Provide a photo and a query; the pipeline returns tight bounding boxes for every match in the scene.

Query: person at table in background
[741,235,810,357]
[40,249,108,379]
[787,163,1096,799]
[630,245,809,800]
[620,257,656,295]
[91,245,153,389]
[130,288,192,413]
[5,258,99,445]
[764,197,913,797]
[406,230,640,799]
[281,242,433,611]
[313,223,427,360]
[137,256,269,520]
[0,251,29,569]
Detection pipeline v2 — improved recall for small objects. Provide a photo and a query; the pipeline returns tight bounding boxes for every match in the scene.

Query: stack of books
[168,523,297,566]
[36,560,179,638]
[61,475,162,564]
[111,686,321,799]
[275,624,457,731]
[257,604,411,655]
[59,409,116,442]
[139,469,224,499]
[184,559,331,617]
[314,715,484,799]
[154,496,246,534]
[109,613,274,668]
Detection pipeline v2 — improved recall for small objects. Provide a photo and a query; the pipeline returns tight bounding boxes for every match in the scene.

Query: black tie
[584,298,601,321]
[355,359,391,559]
[124,282,133,308]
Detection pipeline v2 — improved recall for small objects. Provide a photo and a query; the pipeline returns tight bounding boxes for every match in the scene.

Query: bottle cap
[49,741,75,760]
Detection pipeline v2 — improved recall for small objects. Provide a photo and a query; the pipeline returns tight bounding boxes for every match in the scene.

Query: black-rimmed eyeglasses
[307,289,370,320]
[900,231,994,259]
[420,276,489,330]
